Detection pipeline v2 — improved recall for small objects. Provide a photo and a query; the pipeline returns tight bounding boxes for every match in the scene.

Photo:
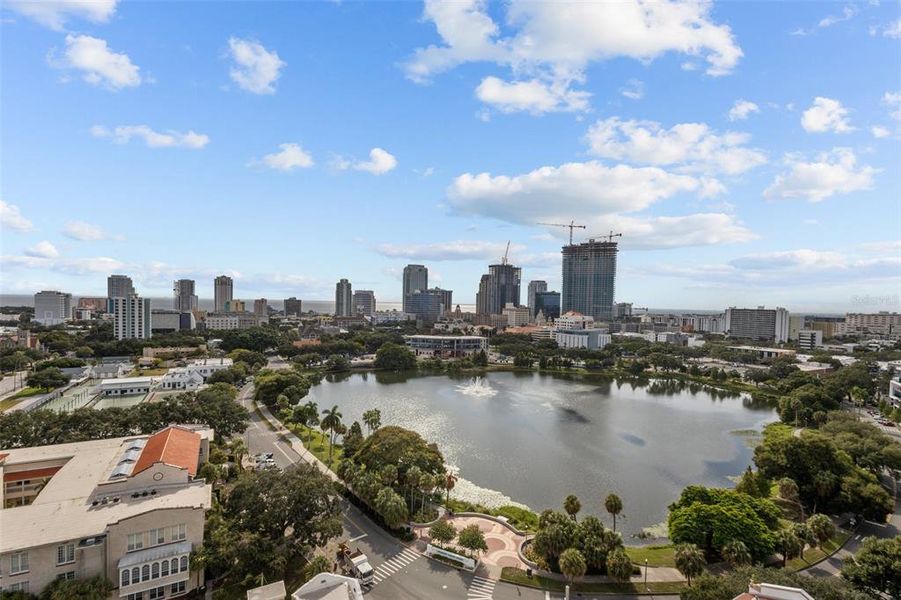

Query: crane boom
[502,240,511,265]
[536,220,587,244]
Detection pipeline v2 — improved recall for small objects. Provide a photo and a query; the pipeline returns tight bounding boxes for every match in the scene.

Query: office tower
[107,274,135,299]
[535,291,561,320]
[253,298,268,316]
[612,302,633,320]
[724,306,790,343]
[476,263,521,315]
[335,279,353,316]
[561,239,617,321]
[112,295,152,340]
[352,290,376,315]
[213,275,233,313]
[284,297,303,316]
[406,290,443,324]
[527,280,548,318]
[430,288,453,315]
[33,291,72,326]
[173,279,198,312]
[402,264,428,313]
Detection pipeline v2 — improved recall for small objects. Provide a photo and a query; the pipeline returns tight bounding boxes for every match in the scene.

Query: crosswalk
[467,575,496,599]
[371,547,421,586]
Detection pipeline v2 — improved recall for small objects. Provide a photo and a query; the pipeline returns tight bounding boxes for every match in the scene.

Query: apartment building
[845,312,900,337]
[404,335,488,358]
[724,306,790,343]
[0,426,213,598]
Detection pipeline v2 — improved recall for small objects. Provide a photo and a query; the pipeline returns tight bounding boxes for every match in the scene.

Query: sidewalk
[254,401,338,482]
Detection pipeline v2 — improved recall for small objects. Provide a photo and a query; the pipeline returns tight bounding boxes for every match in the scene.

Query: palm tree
[443,471,458,508]
[320,405,343,464]
[604,493,623,532]
[419,473,436,514]
[564,494,582,521]
[301,401,319,444]
[777,529,803,567]
[792,523,813,560]
[605,550,633,582]
[380,464,398,486]
[375,486,409,529]
[405,466,422,512]
[806,514,836,549]
[721,540,751,567]
[362,408,382,434]
[559,548,587,588]
[674,543,705,587]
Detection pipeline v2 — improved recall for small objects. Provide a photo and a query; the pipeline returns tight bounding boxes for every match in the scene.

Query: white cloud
[620,79,644,101]
[883,91,901,121]
[801,97,853,133]
[584,117,767,175]
[91,125,209,149]
[63,220,119,241]
[728,99,760,121]
[869,19,901,38]
[792,4,858,36]
[25,241,59,259]
[374,240,525,261]
[52,34,141,90]
[871,125,890,138]
[731,249,846,271]
[475,76,590,114]
[256,143,314,171]
[0,201,33,231]
[4,0,117,31]
[334,148,398,175]
[227,37,285,95]
[1,255,125,275]
[405,0,742,113]
[764,148,877,202]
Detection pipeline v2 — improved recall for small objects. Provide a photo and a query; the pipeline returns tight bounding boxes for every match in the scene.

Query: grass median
[500,567,686,594]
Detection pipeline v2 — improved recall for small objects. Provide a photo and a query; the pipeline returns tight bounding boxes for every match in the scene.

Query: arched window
[152,562,159,579]
[142,565,150,581]
[161,560,169,577]
[132,567,139,583]
[170,558,178,573]
[121,569,129,587]
[180,556,188,572]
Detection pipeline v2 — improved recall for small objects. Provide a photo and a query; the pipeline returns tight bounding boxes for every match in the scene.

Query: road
[237,383,674,600]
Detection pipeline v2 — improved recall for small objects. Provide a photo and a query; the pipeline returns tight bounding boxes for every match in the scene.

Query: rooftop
[133,426,202,478]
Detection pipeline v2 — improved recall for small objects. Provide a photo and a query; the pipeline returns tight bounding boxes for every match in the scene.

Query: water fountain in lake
[455,376,498,397]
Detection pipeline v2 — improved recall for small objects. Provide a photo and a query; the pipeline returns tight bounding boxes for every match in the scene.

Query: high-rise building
[406,289,451,323]
[724,306,790,343]
[527,280,548,318]
[284,297,303,316]
[335,279,353,316]
[352,290,376,315]
[213,275,233,313]
[402,265,428,313]
[107,274,135,299]
[112,295,152,340]
[476,263,521,315]
[534,291,561,320]
[173,279,198,312]
[561,239,617,322]
[430,288,453,314]
[33,291,72,326]
[612,302,633,320]
[253,298,268,316]
[224,299,245,312]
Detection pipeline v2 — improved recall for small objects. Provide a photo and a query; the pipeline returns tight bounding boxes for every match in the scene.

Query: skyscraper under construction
[561,238,617,321]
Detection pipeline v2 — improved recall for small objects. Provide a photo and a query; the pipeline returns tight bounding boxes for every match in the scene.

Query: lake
[305,370,777,538]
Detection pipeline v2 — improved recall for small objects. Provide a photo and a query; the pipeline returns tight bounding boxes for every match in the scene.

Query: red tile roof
[4,466,61,482]
[132,427,201,478]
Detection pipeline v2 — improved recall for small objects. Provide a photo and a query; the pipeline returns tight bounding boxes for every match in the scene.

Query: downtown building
[335,279,353,317]
[284,297,303,317]
[527,280,547,319]
[172,280,198,313]
[352,290,376,316]
[112,296,152,341]
[561,239,617,322]
[534,291,561,321]
[724,306,790,343]
[402,265,428,314]
[0,426,212,598]
[213,276,233,313]
[475,263,521,315]
[406,289,452,324]
[33,291,72,326]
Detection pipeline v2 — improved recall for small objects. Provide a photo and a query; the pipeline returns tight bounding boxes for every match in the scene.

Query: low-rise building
[205,312,266,330]
[727,345,797,360]
[185,358,233,379]
[371,311,415,325]
[91,363,131,380]
[98,377,155,397]
[797,329,823,350]
[404,335,488,358]
[553,311,611,349]
[732,582,813,600]
[502,303,530,327]
[158,369,205,391]
[0,426,213,598]
[889,375,901,408]
[292,573,363,600]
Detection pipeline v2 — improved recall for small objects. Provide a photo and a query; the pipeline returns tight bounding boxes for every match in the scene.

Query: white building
[404,335,487,358]
[553,311,611,349]
[158,369,205,391]
[33,291,72,326]
[186,358,232,379]
[98,377,154,397]
[845,312,901,337]
[372,311,415,325]
[204,312,265,330]
[724,306,790,343]
[888,375,901,408]
[797,329,823,350]
[292,573,363,600]
[112,295,152,340]
[502,303,530,327]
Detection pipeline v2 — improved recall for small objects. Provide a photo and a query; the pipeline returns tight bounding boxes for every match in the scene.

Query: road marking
[467,575,496,599]
[348,533,368,542]
[371,548,421,585]
[545,592,550,600]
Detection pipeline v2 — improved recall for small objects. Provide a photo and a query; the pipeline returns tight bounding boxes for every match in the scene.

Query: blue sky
[1,0,899,312]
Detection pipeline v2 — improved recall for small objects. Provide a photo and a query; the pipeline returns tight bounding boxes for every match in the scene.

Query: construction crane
[500,240,511,265]
[537,220,587,245]
[589,230,623,244]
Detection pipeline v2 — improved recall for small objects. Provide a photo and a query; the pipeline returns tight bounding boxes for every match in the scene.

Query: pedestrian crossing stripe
[371,548,421,585]
[467,575,496,599]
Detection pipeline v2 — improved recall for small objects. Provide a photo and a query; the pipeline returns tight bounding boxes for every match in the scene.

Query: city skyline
[0,1,899,312]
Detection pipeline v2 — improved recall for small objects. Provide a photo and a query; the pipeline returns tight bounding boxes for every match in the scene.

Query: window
[151,562,159,579]
[171,523,186,541]
[127,532,144,552]
[179,556,188,572]
[149,587,165,600]
[141,565,150,582]
[131,567,139,583]
[7,582,29,593]
[161,561,169,577]
[149,528,165,545]
[56,571,75,581]
[57,542,75,565]
[126,593,144,600]
[171,581,186,596]
[121,569,130,587]
[10,551,28,574]
[170,558,178,574]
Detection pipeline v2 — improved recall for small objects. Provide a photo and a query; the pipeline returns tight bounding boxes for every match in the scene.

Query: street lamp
[644,558,648,590]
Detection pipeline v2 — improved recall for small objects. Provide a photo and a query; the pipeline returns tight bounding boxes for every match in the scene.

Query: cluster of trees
[194,464,342,588]
[0,383,249,448]
[253,369,318,409]
[0,575,113,600]
[428,520,489,558]
[373,343,416,371]
[841,535,901,598]
[25,367,71,390]
[679,565,872,600]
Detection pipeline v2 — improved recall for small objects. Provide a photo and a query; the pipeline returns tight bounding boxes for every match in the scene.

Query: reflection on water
[308,371,777,536]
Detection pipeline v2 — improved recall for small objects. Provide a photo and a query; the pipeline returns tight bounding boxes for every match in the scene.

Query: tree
[374,486,409,529]
[39,575,113,600]
[682,566,871,600]
[228,348,267,370]
[721,540,752,567]
[374,343,417,371]
[254,370,310,407]
[303,555,332,581]
[841,535,900,598]
[429,520,457,547]
[405,465,422,511]
[734,466,771,499]
[320,405,343,465]
[564,494,582,521]
[458,523,488,558]
[559,548,587,586]
[26,367,70,390]
[342,421,365,456]
[777,529,803,567]
[192,383,250,438]
[806,514,836,549]
[325,354,350,372]
[362,408,382,434]
[605,550,633,582]
[605,493,623,532]
[443,471,458,507]
[674,543,706,586]
[353,425,445,479]
[778,477,804,520]
[228,437,248,471]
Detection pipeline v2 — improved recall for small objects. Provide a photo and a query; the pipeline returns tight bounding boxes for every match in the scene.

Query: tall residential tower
[335,279,353,316]
[213,275,233,313]
[561,239,617,321]
[173,279,198,312]
[402,264,428,313]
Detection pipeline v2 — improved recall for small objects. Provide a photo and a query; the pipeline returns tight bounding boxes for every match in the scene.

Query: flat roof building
[404,335,487,358]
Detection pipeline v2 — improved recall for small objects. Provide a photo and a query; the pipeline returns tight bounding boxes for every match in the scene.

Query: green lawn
[500,567,686,594]
[625,544,676,567]
[128,368,168,376]
[290,423,344,466]
[785,529,851,571]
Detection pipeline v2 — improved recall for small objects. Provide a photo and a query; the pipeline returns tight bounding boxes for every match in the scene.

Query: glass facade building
[561,240,617,321]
